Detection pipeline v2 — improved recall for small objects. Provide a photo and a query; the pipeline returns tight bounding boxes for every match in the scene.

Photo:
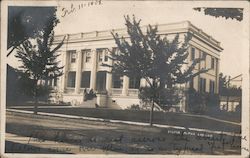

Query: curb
[7,108,241,137]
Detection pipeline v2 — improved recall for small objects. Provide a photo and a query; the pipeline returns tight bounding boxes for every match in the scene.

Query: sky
[5,1,247,78]
[52,1,247,78]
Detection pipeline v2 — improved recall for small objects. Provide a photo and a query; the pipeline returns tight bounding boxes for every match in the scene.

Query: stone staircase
[78,98,97,108]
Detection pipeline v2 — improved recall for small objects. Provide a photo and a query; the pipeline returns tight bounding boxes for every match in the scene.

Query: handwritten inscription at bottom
[6,129,244,155]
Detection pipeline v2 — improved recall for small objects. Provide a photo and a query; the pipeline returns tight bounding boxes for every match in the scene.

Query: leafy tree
[219,73,242,97]
[15,11,64,114]
[193,8,243,21]
[8,6,58,57]
[219,73,227,94]
[106,15,207,125]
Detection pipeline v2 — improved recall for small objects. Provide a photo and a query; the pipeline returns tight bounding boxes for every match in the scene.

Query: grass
[9,107,241,133]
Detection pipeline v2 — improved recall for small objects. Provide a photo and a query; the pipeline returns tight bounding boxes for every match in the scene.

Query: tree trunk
[34,99,38,114]
[149,100,155,126]
[34,82,38,115]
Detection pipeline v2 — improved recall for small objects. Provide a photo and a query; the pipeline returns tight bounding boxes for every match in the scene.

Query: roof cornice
[54,21,223,52]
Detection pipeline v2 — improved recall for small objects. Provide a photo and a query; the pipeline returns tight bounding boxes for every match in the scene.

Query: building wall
[53,21,222,109]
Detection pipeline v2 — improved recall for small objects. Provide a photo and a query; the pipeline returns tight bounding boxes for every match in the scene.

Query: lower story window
[129,77,140,89]
[67,71,76,88]
[81,71,91,88]
[209,80,215,93]
[112,74,123,88]
[54,78,57,87]
[189,78,194,89]
[199,78,206,93]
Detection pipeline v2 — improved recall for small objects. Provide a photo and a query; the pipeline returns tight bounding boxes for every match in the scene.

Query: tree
[15,11,64,114]
[219,73,227,94]
[219,73,242,97]
[105,15,207,125]
[193,8,243,21]
[8,6,58,57]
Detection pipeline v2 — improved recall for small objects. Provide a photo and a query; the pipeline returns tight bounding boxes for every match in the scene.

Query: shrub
[139,87,182,109]
[83,89,97,101]
[205,93,220,107]
[187,88,207,114]
[187,88,220,114]
[127,104,141,111]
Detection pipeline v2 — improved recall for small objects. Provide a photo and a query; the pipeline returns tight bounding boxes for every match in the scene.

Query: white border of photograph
[1,0,249,158]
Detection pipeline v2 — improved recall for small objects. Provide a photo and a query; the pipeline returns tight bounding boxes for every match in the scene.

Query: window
[54,78,57,87]
[199,78,206,93]
[189,78,194,89]
[96,71,107,91]
[112,47,121,55]
[202,52,206,59]
[211,57,215,69]
[209,80,215,94]
[68,50,77,63]
[97,49,103,62]
[67,71,76,88]
[129,77,141,89]
[104,50,109,62]
[97,48,108,62]
[81,71,91,88]
[112,74,123,88]
[191,48,195,60]
[202,51,207,69]
[82,49,91,63]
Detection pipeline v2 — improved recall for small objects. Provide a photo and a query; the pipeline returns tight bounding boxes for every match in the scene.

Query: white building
[52,21,223,110]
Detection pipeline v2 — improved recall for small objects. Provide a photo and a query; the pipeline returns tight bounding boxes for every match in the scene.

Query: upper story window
[82,49,91,63]
[211,57,215,69]
[97,48,108,63]
[191,47,195,61]
[202,51,206,59]
[112,47,121,55]
[104,50,109,62]
[68,50,77,63]
[97,49,103,62]
[201,51,207,69]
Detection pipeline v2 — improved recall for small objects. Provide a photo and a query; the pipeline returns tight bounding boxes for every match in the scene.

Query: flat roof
[54,21,223,52]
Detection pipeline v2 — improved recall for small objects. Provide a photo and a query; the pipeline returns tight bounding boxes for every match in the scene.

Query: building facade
[52,21,223,110]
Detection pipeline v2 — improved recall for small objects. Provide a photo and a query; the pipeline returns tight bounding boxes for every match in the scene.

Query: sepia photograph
[1,0,249,157]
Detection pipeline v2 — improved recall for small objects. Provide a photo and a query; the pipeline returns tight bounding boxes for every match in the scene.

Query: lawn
[9,106,241,133]
[6,111,241,154]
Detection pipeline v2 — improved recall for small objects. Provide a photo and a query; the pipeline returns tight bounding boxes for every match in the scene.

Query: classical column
[122,75,129,96]
[215,58,220,94]
[75,50,82,94]
[106,51,112,94]
[140,78,147,87]
[90,49,97,90]
[197,50,201,92]
[61,51,69,92]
